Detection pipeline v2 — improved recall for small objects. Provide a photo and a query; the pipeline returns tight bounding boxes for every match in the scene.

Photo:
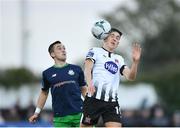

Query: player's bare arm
[123,42,142,81]
[28,90,49,123]
[84,59,95,95]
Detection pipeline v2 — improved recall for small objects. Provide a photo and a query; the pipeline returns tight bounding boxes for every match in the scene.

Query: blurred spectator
[14,99,24,120]
[26,100,35,119]
[0,111,5,124]
[121,109,136,127]
[151,105,170,127]
[7,107,21,121]
[4,99,21,122]
[171,110,180,127]
[0,101,179,127]
[136,108,152,127]
[39,111,53,123]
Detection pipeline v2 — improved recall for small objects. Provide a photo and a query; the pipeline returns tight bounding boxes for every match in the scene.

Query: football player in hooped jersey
[81,28,142,127]
[29,41,87,127]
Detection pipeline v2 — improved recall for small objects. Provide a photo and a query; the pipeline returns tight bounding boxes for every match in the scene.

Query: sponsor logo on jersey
[104,61,118,74]
[52,74,57,77]
[86,51,94,58]
[68,70,75,75]
[54,80,76,88]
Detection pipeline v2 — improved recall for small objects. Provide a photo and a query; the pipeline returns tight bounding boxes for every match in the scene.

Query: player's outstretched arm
[123,42,142,81]
[29,90,49,123]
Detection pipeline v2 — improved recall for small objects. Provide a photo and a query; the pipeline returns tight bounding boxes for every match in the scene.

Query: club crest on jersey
[68,70,75,75]
[86,51,94,58]
[104,61,118,74]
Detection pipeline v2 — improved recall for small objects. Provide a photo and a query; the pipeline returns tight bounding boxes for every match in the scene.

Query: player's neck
[54,60,67,67]
[102,46,114,53]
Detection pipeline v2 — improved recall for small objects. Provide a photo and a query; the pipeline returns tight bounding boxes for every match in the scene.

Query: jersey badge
[68,70,75,75]
[86,51,94,58]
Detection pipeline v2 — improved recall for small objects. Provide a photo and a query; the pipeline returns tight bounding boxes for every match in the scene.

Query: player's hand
[132,42,141,63]
[29,114,39,123]
[88,85,96,96]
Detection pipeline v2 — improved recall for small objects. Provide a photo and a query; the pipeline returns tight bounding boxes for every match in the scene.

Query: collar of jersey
[101,47,113,53]
[53,63,69,68]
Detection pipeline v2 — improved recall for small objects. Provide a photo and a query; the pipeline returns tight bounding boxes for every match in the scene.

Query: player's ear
[50,52,55,58]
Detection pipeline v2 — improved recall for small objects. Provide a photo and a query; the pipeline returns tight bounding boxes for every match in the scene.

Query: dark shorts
[81,96,122,125]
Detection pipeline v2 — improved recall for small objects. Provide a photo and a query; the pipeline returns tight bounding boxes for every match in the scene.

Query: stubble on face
[53,44,67,61]
[104,32,121,51]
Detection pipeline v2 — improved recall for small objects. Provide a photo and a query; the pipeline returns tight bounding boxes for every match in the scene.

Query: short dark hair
[48,41,61,54]
[110,28,123,36]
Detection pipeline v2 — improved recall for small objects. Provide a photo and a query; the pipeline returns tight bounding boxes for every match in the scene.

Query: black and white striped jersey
[86,47,126,102]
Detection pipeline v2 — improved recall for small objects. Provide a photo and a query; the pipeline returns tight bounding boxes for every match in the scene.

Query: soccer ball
[91,19,111,40]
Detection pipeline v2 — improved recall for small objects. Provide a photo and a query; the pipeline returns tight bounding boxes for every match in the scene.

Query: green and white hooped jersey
[86,47,126,102]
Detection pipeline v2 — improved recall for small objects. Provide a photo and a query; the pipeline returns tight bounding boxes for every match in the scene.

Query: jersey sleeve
[85,48,97,63]
[41,72,50,91]
[78,67,86,87]
[119,56,126,76]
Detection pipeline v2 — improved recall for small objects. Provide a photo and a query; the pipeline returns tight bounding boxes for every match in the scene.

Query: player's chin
[60,57,66,61]
[110,45,117,50]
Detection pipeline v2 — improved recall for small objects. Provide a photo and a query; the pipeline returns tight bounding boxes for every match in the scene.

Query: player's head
[103,28,122,51]
[109,28,122,37]
[48,40,66,61]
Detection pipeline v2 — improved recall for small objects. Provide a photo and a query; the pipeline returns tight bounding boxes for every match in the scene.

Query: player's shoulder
[68,64,82,70]
[42,66,54,74]
[88,47,103,55]
[42,66,53,75]
[89,47,101,51]
[86,47,102,58]
[114,53,124,61]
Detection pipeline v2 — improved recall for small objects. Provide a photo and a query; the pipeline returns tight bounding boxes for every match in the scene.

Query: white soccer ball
[91,19,111,40]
